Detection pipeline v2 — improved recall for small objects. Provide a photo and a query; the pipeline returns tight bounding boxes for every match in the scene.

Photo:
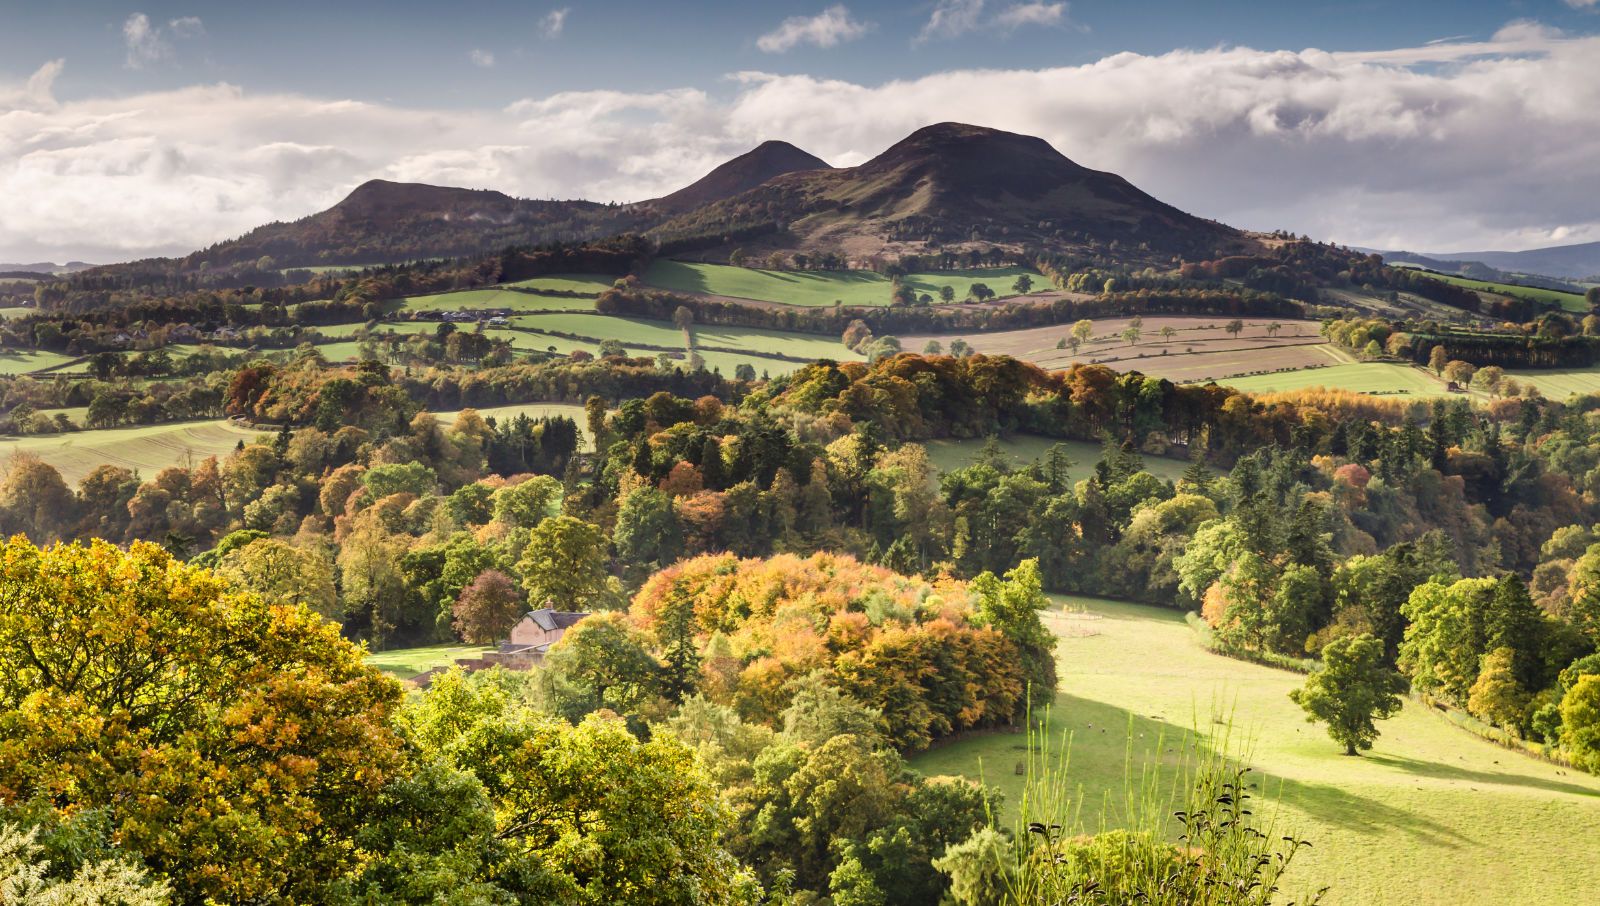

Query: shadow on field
[1039,693,1474,849]
[1262,773,1472,848]
[1365,753,1600,799]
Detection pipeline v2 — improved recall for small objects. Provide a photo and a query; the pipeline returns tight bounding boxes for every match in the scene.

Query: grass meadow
[1390,266,1590,312]
[365,644,489,679]
[0,419,268,485]
[640,260,1052,307]
[910,595,1600,906]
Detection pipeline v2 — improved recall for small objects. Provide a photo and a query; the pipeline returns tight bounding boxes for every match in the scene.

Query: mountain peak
[650,122,1250,262]
[649,141,831,212]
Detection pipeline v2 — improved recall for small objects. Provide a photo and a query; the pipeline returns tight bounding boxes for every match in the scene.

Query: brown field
[903,316,1345,381]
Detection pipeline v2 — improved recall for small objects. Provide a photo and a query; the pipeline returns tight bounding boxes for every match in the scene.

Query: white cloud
[122,13,205,69]
[541,7,569,38]
[1565,0,1597,9]
[469,48,496,68]
[758,5,872,53]
[918,1,1073,42]
[917,0,985,43]
[994,2,1067,30]
[5,24,1600,261]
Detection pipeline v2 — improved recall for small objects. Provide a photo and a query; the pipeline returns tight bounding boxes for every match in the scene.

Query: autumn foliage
[629,552,1028,751]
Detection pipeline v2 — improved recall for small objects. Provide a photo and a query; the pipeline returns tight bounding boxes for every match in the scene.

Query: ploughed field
[1221,362,1455,397]
[902,317,1340,382]
[911,596,1600,906]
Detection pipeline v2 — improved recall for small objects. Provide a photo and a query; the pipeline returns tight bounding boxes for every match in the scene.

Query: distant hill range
[0,261,96,276]
[1362,241,1600,284]
[154,123,1255,275]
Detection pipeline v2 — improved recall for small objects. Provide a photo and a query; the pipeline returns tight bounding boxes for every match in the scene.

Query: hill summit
[652,122,1252,261]
[646,140,831,214]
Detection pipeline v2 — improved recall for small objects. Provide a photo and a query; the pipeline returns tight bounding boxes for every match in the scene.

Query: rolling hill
[650,122,1256,261]
[640,140,831,214]
[184,180,639,271]
[123,123,1258,277]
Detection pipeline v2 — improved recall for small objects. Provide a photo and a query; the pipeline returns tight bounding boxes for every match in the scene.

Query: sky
[2,1,1599,263]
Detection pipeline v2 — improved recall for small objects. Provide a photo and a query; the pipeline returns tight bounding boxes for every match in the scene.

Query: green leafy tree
[1291,634,1407,755]
[1467,647,1531,732]
[517,514,617,610]
[0,821,170,905]
[401,671,757,904]
[543,611,661,718]
[1561,674,1600,772]
[969,558,1057,714]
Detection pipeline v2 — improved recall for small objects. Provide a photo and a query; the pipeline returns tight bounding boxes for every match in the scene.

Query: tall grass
[999,716,1326,906]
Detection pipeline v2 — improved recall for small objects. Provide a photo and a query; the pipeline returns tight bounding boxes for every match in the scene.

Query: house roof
[523,607,589,632]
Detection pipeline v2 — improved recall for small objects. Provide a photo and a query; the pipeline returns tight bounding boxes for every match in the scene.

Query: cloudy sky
[2,1,1599,263]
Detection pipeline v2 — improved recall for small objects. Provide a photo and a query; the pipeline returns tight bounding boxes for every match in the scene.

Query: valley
[5,77,1600,906]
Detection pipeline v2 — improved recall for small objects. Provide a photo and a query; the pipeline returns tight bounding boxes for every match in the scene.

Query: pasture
[1219,362,1451,397]
[0,348,76,374]
[911,596,1600,906]
[365,644,489,680]
[903,317,1335,382]
[513,312,864,362]
[1504,366,1600,400]
[500,273,618,295]
[1391,265,1589,312]
[399,287,598,314]
[0,419,268,486]
[640,260,1052,307]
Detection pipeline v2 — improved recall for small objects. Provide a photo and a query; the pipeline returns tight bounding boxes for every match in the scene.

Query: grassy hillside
[641,260,1051,307]
[0,420,268,485]
[0,348,76,374]
[911,596,1600,906]
[1392,266,1589,312]
[1505,366,1600,400]
[399,286,599,314]
[1219,362,1451,397]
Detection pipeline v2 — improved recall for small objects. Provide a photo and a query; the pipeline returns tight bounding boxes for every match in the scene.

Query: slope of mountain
[650,123,1254,261]
[185,180,641,271]
[642,141,831,215]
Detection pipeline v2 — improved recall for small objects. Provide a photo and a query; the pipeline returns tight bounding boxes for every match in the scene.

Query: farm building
[486,607,590,669]
[405,607,591,689]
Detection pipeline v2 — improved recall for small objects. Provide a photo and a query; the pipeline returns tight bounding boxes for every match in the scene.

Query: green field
[513,313,862,362]
[1218,362,1450,397]
[0,306,37,319]
[640,260,1053,308]
[1392,265,1589,312]
[1505,366,1600,400]
[313,320,438,339]
[364,644,488,680]
[0,419,268,485]
[911,596,1600,906]
[921,435,1188,482]
[400,287,598,314]
[501,273,618,295]
[0,348,76,374]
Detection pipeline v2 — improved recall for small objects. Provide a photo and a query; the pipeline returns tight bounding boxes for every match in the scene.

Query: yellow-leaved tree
[0,536,404,903]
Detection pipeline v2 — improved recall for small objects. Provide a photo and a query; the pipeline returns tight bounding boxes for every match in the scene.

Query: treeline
[596,283,1303,338]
